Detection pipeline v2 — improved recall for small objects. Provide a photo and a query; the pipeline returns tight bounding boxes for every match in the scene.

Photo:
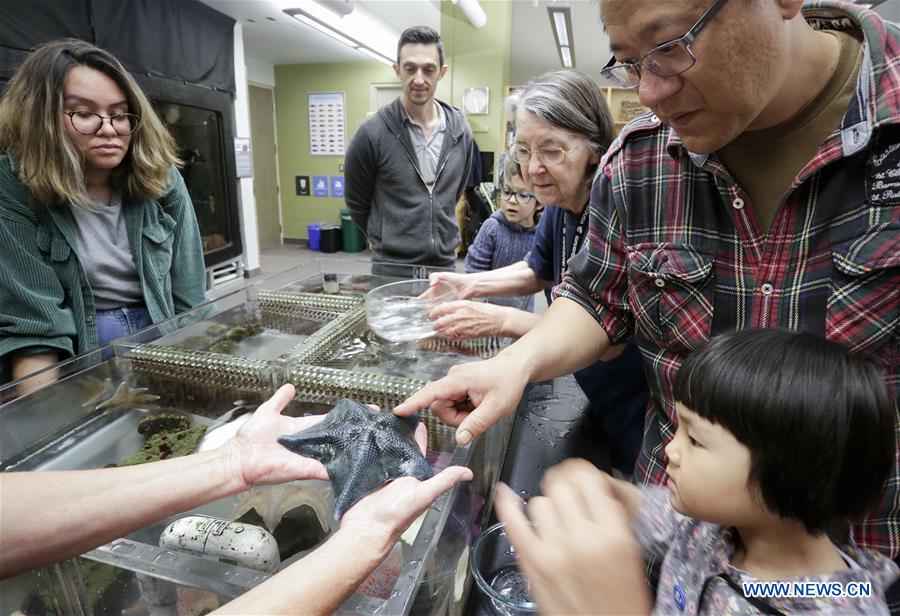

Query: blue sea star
[277,399,433,519]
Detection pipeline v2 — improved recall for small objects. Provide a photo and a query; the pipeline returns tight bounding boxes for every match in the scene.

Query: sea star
[278,399,433,519]
[93,381,160,413]
[80,377,115,408]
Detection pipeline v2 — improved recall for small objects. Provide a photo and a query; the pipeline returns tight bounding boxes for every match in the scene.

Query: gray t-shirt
[70,193,143,310]
[401,102,446,187]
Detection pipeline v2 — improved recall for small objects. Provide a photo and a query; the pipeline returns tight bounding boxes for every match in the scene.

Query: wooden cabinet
[500,85,649,146]
[604,86,649,132]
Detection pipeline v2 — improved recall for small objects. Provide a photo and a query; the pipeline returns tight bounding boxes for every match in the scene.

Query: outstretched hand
[394,354,528,445]
[494,459,652,615]
[224,384,330,489]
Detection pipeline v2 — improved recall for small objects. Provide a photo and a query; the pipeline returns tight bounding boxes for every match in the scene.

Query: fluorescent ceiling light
[290,12,358,48]
[450,0,487,28]
[548,7,575,69]
[552,11,569,46]
[356,46,394,66]
[280,0,398,59]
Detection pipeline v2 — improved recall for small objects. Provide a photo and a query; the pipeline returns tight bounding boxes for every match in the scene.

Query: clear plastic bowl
[365,279,457,343]
[470,523,538,615]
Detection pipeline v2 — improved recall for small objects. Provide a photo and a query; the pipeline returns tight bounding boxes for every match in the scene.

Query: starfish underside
[232,483,334,533]
[277,399,433,519]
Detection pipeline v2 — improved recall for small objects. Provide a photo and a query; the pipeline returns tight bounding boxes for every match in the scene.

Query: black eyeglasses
[501,188,536,205]
[64,111,141,136]
[600,0,729,89]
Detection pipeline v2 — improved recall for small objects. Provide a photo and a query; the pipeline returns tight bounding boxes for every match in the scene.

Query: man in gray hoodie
[345,26,473,275]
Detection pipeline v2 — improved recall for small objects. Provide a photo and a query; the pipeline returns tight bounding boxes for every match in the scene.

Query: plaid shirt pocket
[626,243,715,353]
[827,224,900,375]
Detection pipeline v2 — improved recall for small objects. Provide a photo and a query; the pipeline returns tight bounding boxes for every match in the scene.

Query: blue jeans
[95,305,153,347]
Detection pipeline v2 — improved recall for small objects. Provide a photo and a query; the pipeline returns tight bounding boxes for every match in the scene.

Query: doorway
[370,83,402,112]
[249,84,281,249]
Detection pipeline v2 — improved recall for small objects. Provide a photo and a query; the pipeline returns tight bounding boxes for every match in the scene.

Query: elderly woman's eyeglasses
[64,111,141,136]
[501,188,536,205]
[508,142,584,167]
[599,0,728,89]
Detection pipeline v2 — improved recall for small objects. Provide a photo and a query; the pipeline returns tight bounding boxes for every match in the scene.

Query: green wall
[440,0,513,160]
[274,3,513,240]
[274,61,395,239]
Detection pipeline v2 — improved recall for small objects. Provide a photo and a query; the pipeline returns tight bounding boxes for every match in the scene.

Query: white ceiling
[200,0,898,83]
[200,0,612,84]
[510,0,611,85]
[200,0,442,66]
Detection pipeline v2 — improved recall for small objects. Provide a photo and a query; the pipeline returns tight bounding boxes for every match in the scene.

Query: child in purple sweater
[496,329,897,614]
[465,156,539,309]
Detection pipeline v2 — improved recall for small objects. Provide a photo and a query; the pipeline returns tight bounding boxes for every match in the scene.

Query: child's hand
[494,460,652,615]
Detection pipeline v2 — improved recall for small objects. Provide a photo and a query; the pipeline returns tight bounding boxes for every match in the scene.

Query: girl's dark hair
[674,329,895,535]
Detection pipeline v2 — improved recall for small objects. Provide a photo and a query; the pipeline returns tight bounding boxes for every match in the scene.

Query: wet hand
[430,300,506,339]
[228,384,330,488]
[428,272,477,299]
[494,460,652,615]
[339,464,473,557]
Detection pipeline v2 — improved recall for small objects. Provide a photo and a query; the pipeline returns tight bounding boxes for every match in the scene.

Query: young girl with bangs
[0,39,206,390]
[496,329,897,614]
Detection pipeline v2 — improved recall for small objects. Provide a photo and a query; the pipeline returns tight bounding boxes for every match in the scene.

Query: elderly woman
[0,39,206,388]
[429,70,648,475]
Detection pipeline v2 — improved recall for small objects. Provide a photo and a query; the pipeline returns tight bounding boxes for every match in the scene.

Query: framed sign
[308,92,346,156]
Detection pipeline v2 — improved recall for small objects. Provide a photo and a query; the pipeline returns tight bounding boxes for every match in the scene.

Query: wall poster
[308,92,346,156]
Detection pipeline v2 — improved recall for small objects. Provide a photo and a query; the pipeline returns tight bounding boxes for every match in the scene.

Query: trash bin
[307,222,324,251]
[319,224,342,253]
[340,208,365,253]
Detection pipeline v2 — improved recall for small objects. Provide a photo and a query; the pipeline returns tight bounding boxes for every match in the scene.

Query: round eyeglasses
[600,0,728,89]
[500,188,536,205]
[508,142,584,167]
[64,111,141,136]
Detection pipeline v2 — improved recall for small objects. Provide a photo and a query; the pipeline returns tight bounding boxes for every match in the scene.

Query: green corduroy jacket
[0,154,207,383]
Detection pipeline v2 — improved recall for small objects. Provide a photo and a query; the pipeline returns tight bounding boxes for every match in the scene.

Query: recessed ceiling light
[266,16,277,21]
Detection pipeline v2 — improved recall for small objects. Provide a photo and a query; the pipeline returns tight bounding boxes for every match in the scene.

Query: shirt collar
[401,100,446,132]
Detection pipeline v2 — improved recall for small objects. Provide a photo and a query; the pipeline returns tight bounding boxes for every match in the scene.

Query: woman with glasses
[463,155,540,311]
[0,39,206,389]
[429,70,649,477]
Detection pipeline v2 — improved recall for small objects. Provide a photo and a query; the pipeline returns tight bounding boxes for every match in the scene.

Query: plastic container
[470,523,538,615]
[340,208,365,253]
[319,225,342,253]
[365,279,457,343]
[307,222,323,251]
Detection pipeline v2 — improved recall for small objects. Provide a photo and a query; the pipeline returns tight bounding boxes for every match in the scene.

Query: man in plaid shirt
[399,0,899,561]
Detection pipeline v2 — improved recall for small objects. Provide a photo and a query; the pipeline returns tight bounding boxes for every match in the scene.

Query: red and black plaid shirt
[557,1,900,557]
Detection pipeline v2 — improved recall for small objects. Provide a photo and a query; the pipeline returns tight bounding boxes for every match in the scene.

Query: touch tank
[0,260,519,615]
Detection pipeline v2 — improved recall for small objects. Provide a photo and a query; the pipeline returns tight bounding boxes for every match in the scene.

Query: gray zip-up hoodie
[344,97,473,269]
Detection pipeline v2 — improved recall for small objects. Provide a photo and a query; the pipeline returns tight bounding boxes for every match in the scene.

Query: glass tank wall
[0,260,516,615]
